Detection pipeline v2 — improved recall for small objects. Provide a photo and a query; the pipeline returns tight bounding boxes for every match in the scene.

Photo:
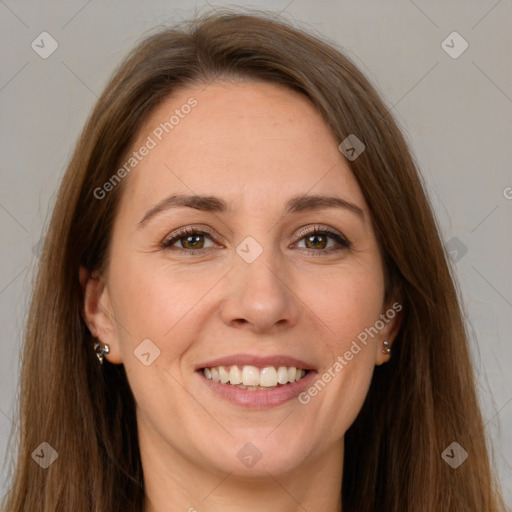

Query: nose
[219,243,301,335]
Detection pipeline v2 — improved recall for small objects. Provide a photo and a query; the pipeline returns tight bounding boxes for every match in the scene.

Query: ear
[374,297,403,366]
[79,266,123,364]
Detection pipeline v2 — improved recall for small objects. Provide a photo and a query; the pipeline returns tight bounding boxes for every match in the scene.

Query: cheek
[299,334,376,440]
[296,266,383,423]
[108,254,238,380]
[302,264,385,349]
[107,256,199,358]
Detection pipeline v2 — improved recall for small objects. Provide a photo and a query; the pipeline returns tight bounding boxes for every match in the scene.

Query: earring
[94,341,110,364]
[382,340,391,354]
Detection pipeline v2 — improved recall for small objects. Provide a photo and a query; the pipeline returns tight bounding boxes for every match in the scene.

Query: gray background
[1,0,511,505]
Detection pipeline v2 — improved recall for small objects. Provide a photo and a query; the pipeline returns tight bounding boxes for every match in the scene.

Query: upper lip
[195,353,316,371]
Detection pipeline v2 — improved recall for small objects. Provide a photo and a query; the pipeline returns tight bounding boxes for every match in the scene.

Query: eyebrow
[138,192,364,227]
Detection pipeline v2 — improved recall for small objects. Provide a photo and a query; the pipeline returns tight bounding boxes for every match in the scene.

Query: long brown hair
[2,9,505,511]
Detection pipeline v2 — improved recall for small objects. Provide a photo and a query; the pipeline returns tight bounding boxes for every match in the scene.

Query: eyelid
[160,224,221,247]
[293,224,346,242]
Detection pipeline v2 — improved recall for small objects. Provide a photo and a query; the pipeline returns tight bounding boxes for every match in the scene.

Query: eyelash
[160,224,351,256]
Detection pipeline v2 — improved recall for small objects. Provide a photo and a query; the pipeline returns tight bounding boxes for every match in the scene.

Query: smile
[203,365,309,390]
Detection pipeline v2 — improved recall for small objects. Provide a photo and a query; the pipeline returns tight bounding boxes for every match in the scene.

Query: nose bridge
[240,237,283,292]
[220,231,300,332]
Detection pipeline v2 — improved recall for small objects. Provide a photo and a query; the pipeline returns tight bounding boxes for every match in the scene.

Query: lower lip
[197,370,317,409]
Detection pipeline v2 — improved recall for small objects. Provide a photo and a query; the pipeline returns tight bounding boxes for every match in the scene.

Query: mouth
[195,355,317,409]
[201,364,310,390]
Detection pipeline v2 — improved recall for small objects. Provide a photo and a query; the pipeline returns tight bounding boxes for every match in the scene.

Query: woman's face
[83,80,401,479]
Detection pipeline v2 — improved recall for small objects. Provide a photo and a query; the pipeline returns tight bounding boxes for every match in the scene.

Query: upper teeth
[203,365,307,387]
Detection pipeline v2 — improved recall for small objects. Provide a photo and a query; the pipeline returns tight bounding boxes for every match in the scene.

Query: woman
[2,10,505,512]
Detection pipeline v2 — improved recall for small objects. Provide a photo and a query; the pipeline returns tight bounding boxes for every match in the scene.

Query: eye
[160,224,351,256]
[292,225,351,255]
[160,226,219,254]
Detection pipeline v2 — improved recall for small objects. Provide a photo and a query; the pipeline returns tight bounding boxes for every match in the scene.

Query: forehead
[118,80,367,215]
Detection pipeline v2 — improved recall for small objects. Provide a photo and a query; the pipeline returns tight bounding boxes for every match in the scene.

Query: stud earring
[382,340,391,354]
[94,341,110,364]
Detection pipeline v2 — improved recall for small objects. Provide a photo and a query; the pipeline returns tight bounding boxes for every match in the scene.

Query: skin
[81,80,402,512]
